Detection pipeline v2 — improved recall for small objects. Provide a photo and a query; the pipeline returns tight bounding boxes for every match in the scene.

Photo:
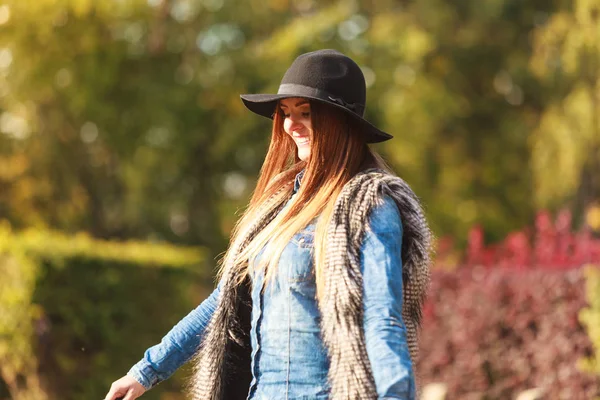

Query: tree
[530,0,600,213]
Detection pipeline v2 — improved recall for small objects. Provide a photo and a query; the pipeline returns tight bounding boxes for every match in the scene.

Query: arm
[126,283,221,390]
[361,195,416,400]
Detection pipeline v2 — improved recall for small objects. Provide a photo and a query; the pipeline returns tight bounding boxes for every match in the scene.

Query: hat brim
[240,93,393,144]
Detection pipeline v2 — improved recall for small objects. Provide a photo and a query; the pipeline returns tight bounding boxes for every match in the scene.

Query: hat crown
[279,49,367,115]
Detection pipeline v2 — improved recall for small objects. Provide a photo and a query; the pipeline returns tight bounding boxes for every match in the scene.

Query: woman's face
[279,97,312,162]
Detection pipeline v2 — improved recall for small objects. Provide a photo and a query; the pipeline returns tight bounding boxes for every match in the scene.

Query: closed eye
[281,112,310,118]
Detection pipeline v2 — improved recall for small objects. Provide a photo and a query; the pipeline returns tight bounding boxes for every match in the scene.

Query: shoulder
[346,168,417,203]
[367,194,403,236]
[342,169,406,234]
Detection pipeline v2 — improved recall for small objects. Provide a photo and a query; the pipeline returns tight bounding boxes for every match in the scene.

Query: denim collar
[293,170,305,194]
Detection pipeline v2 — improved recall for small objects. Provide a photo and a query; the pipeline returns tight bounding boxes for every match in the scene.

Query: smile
[295,137,310,146]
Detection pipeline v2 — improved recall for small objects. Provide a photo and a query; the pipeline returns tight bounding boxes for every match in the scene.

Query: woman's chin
[298,148,311,162]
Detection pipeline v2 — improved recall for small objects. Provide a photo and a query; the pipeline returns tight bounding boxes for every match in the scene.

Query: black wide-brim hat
[240,49,393,143]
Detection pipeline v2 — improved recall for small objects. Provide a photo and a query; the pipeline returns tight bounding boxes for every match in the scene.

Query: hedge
[0,222,212,400]
[418,265,600,399]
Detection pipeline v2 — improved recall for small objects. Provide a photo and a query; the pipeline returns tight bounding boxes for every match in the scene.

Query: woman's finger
[122,389,138,400]
[104,383,126,400]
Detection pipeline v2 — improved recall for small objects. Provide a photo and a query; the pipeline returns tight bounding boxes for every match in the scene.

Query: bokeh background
[1,0,599,399]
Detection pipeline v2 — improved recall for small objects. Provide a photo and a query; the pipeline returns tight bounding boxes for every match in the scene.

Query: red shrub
[459,210,600,269]
[417,267,600,399]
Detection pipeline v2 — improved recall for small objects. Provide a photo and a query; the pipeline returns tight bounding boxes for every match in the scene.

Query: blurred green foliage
[530,0,600,215]
[3,0,595,255]
[0,222,210,400]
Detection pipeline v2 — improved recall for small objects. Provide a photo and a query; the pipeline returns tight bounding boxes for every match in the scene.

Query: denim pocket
[285,229,315,283]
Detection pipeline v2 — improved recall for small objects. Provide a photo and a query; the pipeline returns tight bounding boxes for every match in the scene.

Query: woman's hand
[104,375,146,400]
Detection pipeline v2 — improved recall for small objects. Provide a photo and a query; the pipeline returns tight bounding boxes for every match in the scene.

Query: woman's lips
[294,136,310,146]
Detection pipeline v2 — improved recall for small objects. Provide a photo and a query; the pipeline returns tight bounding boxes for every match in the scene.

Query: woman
[104,49,432,400]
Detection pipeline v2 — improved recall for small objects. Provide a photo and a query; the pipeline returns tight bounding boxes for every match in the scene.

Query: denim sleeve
[361,195,416,400]
[126,282,221,390]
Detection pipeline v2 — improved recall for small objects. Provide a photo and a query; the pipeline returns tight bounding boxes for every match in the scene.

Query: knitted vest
[187,169,433,400]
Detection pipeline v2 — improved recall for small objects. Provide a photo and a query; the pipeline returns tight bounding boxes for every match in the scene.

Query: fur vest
[187,169,433,400]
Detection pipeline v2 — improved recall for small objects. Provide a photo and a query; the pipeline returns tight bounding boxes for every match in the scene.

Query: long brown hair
[221,99,391,296]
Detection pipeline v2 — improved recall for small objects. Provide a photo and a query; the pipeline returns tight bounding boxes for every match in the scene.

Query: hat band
[277,83,365,116]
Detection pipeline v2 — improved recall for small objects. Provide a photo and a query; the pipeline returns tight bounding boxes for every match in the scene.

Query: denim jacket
[128,171,416,399]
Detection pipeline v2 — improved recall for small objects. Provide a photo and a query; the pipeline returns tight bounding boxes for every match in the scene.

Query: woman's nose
[288,117,304,130]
